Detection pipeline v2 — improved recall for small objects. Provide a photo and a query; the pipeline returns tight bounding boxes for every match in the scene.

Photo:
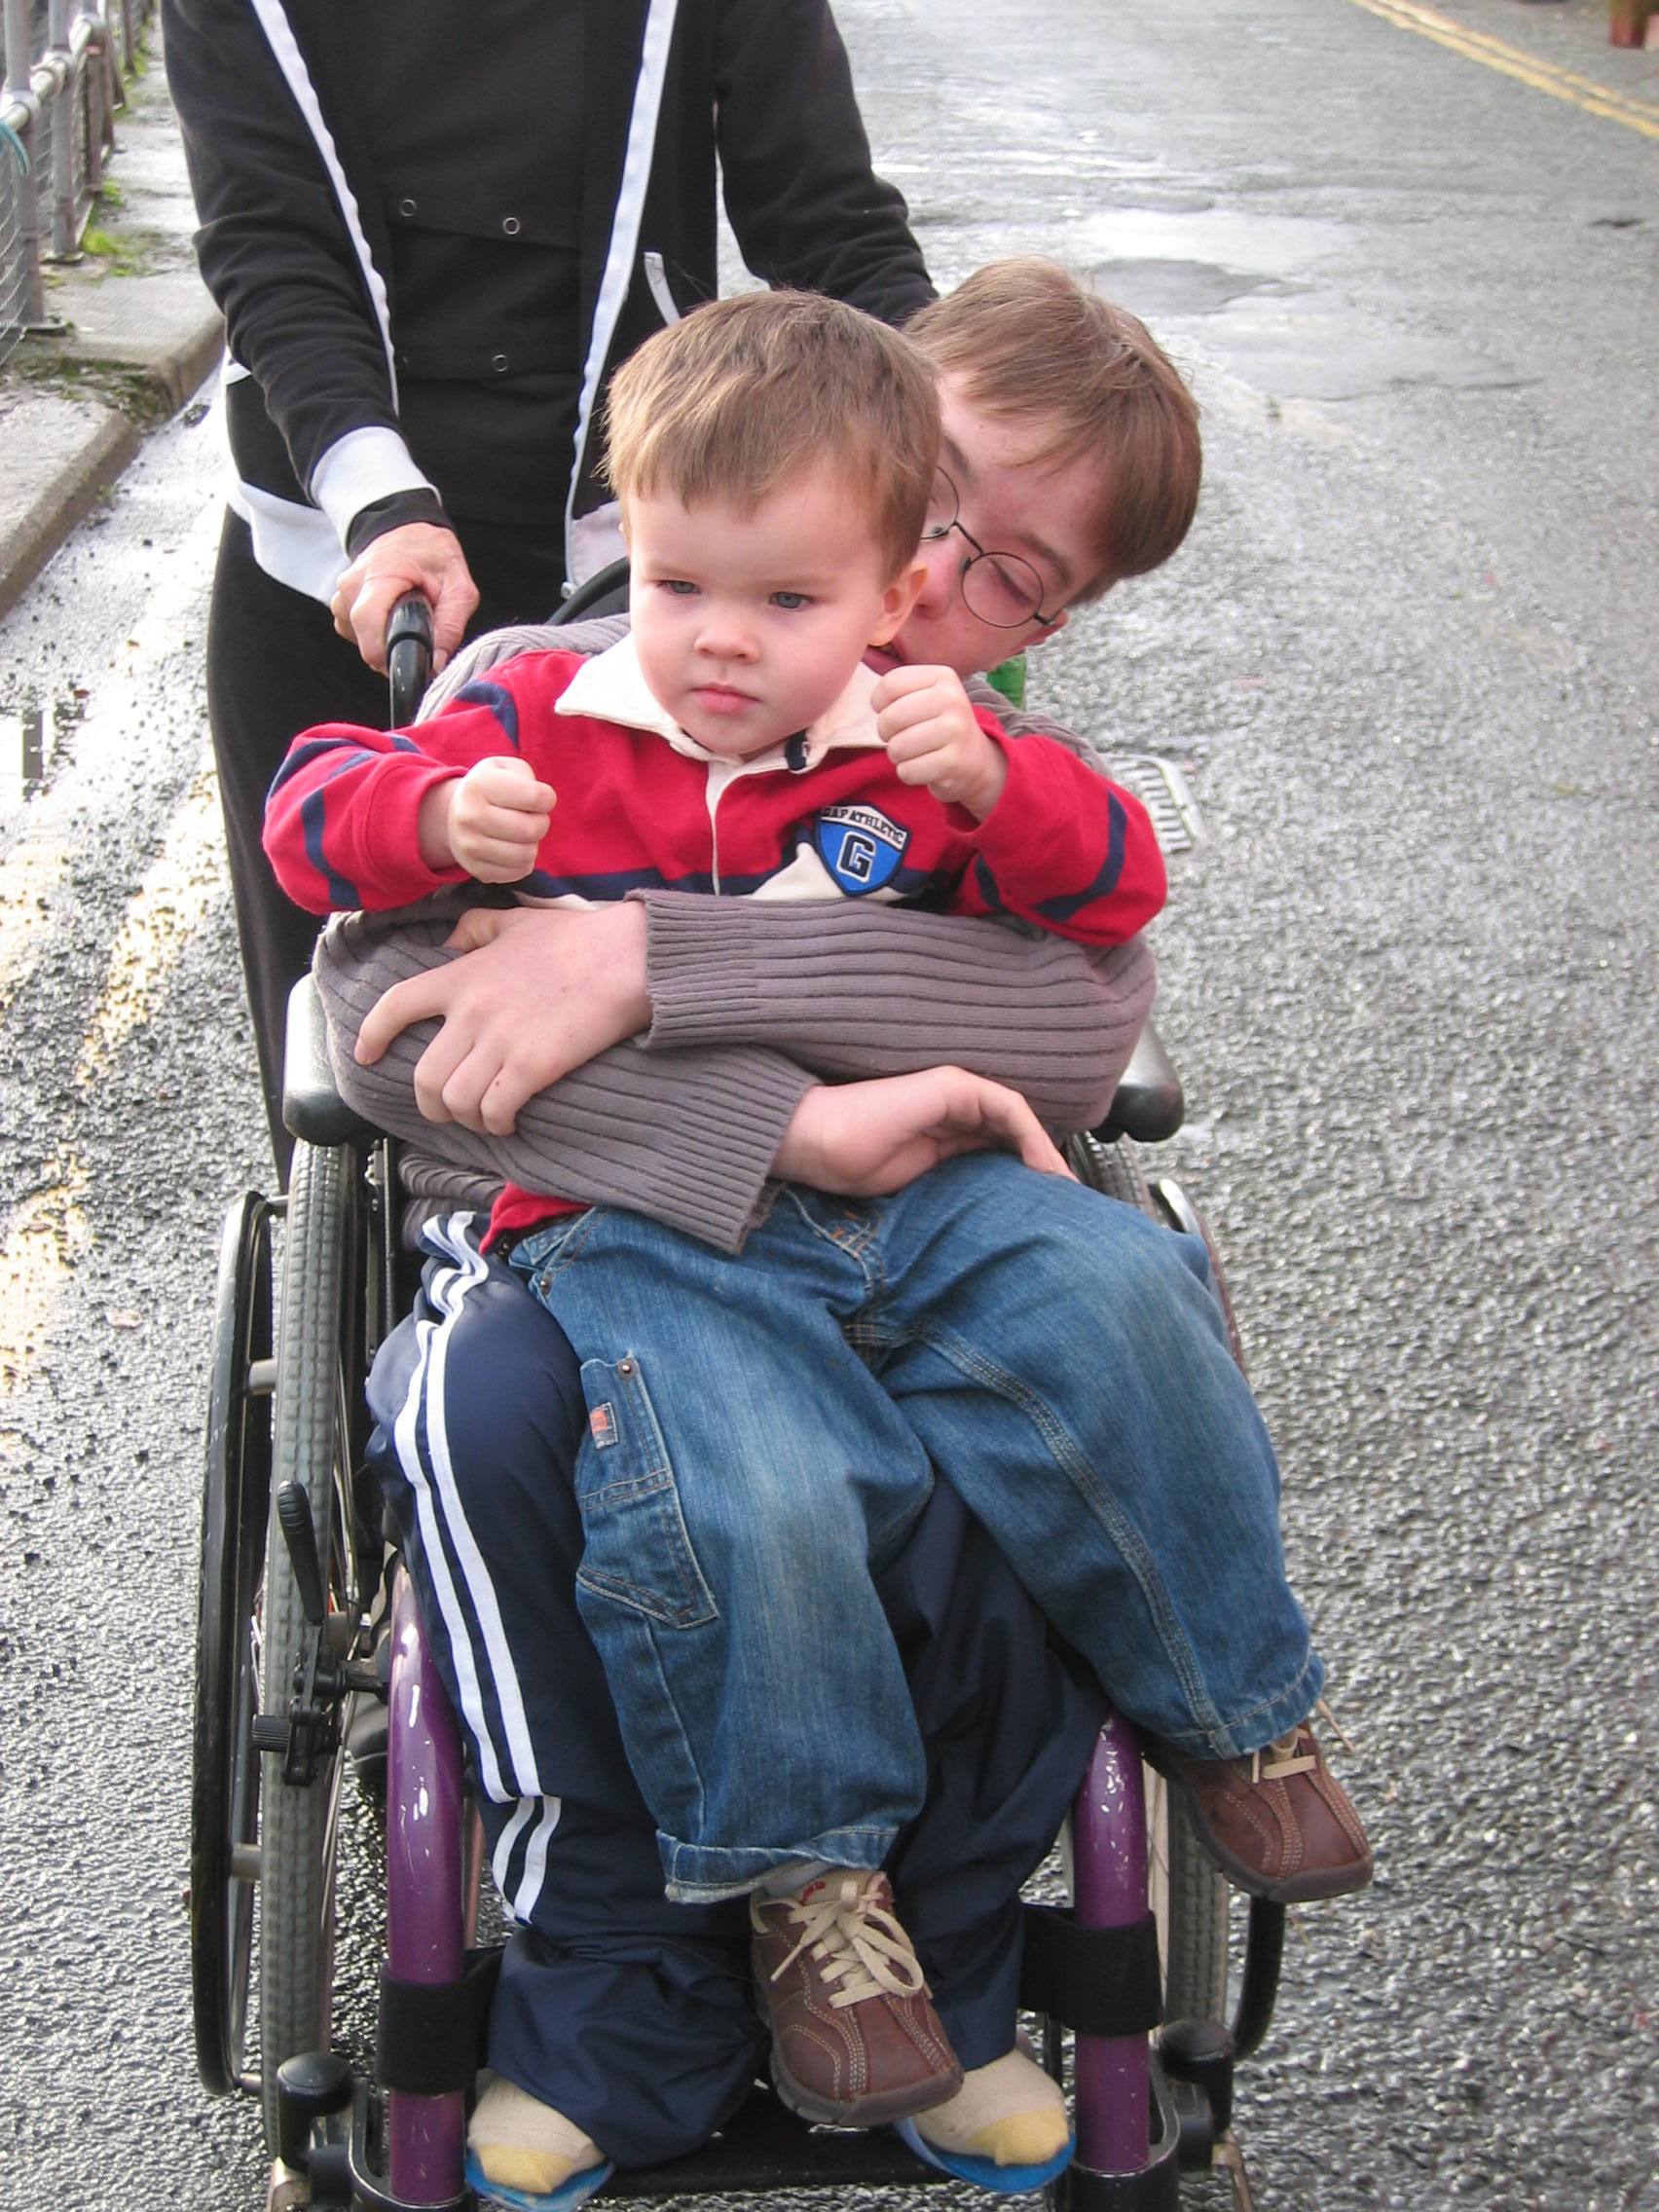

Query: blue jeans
[513,1154,1322,1901]
[369,1211,1105,2157]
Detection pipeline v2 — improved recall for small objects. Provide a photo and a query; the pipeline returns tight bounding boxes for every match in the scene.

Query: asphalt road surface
[1,2,1654,2207]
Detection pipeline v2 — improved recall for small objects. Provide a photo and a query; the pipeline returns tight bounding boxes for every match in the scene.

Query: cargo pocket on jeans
[571,1354,719,1629]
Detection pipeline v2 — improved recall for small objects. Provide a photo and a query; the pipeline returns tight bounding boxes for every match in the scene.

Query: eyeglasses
[922,467,1065,629]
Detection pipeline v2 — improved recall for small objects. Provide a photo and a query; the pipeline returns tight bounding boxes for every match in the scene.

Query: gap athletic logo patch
[814,804,909,895]
[589,1402,618,1449]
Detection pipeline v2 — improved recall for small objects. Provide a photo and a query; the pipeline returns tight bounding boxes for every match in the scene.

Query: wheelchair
[189,570,1286,2212]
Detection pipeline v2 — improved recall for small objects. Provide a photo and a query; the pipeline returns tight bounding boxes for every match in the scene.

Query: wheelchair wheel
[257,1139,368,2150]
[1147,1774,1230,2023]
[1067,1130,1234,2025]
[191,1190,276,2096]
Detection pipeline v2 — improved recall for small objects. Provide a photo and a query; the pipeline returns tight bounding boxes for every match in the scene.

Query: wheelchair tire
[1148,1774,1230,2024]
[257,1140,366,2151]
[1066,1130,1234,2027]
[191,1190,276,2096]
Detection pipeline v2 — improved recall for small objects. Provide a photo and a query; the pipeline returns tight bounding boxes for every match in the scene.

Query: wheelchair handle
[386,592,433,726]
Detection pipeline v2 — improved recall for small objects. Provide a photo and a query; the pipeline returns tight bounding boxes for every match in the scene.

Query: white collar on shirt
[555,631,884,772]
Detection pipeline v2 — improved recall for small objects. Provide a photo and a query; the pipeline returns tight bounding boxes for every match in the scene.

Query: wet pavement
[0,3,1655,2208]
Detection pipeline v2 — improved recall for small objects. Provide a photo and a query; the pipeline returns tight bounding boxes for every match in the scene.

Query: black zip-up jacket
[163,0,934,598]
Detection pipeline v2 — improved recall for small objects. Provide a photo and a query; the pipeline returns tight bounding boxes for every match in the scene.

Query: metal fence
[1,0,152,370]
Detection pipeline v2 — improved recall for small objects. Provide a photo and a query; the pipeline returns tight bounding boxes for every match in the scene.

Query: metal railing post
[77,1,114,196]
[0,0,35,107]
[2,0,48,325]
[48,0,79,258]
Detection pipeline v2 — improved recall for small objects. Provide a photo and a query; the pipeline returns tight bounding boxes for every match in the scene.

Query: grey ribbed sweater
[310,618,1158,1252]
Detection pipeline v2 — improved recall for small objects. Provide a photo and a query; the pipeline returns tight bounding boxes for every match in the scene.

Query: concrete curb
[0,390,141,614]
[0,33,224,622]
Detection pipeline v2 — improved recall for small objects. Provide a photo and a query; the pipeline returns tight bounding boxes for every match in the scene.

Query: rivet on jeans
[618,1358,635,1376]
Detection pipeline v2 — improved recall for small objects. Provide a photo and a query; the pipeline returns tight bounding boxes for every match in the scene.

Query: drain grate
[1107,753,1205,858]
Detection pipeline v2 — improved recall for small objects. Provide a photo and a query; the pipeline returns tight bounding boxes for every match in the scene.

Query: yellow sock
[912,2046,1069,2166]
[468,2077,602,2194]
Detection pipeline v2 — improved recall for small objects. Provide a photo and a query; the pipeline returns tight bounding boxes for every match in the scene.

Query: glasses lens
[961,550,1047,628]
[922,467,958,541]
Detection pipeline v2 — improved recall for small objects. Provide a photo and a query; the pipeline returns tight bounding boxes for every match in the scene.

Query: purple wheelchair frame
[355,1569,1196,2212]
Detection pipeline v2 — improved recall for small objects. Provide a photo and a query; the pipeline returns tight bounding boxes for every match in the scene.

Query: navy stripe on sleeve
[1032,792,1128,924]
[452,681,522,751]
[269,733,378,799]
[300,786,363,909]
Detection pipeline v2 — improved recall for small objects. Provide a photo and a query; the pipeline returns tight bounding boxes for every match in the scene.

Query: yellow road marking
[1,772,221,1405]
[77,764,225,1079]
[1344,0,1659,139]
[0,830,72,1024]
[0,1167,92,1402]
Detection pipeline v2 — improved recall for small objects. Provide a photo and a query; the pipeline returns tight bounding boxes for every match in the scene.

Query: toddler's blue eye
[771,591,809,610]
[661,578,698,596]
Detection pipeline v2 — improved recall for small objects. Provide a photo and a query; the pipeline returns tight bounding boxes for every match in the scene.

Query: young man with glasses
[306,264,1370,2206]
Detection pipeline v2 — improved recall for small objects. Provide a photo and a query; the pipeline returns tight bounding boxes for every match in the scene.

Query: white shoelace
[1249,1696,1355,1784]
[761,1873,927,2009]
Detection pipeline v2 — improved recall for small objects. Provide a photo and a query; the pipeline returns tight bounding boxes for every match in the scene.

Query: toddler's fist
[448,755,556,881]
[872,665,1008,818]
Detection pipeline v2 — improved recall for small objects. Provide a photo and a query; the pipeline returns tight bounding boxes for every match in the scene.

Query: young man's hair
[604,290,939,581]
[907,259,1201,599]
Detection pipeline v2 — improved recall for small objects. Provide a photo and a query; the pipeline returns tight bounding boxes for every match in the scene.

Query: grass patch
[10,348,177,427]
[67,222,165,277]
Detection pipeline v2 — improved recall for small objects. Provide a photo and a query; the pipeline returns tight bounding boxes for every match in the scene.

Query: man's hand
[771,1067,1074,1195]
[872,664,1009,818]
[439,756,556,881]
[331,522,481,675]
[354,903,651,1133]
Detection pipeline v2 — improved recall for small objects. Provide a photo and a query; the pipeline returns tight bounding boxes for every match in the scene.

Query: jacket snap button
[398,196,417,217]
[491,351,510,374]
[501,214,522,236]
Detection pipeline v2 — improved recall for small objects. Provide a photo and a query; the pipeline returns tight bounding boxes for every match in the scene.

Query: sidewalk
[0,38,223,620]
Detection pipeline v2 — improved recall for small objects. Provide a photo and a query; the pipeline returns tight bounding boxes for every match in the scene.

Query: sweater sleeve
[713,0,935,327]
[640,896,1156,1129]
[313,909,813,1253]
[162,0,421,518]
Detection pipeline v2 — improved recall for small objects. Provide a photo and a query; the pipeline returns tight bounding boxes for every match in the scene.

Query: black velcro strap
[377,1948,501,2096]
[1017,1902,1163,2038]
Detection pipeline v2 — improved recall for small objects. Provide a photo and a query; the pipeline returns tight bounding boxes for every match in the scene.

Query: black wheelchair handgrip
[387,592,433,727]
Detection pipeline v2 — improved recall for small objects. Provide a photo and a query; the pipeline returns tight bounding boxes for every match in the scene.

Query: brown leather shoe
[1146,1707,1374,1904]
[751,1870,964,2126]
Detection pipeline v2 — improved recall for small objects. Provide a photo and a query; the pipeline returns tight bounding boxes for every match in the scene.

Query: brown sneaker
[1146,1704,1374,1904]
[751,1869,964,2126]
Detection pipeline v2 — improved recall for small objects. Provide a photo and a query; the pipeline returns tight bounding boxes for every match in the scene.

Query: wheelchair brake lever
[276,1480,327,1627]
[251,1482,352,1786]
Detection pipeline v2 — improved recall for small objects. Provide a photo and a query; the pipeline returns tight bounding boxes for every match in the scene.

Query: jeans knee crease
[919,1324,1227,1737]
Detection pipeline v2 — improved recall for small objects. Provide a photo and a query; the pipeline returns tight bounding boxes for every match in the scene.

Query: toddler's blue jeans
[512,1152,1323,1901]
[370,1207,1103,2159]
